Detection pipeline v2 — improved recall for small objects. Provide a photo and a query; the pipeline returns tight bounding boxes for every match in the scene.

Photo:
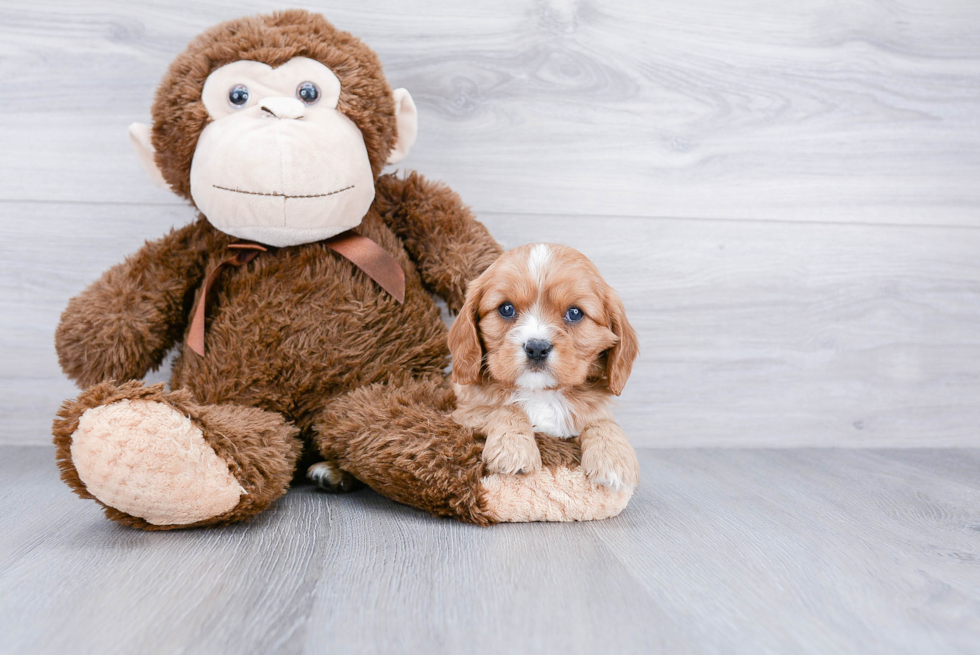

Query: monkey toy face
[128,13,418,248]
[190,57,379,247]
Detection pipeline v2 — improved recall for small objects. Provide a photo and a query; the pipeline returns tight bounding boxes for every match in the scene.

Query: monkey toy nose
[524,339,553,361]
[259,97,306,120]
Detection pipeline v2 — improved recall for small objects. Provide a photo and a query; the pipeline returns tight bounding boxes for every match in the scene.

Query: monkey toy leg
[312,376,634,524]
[52,381,301,530]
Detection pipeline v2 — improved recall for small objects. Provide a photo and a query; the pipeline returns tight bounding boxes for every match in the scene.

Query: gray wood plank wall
[2,0,978,446]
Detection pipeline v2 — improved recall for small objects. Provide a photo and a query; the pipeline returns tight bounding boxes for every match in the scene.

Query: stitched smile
[212,184,355,199]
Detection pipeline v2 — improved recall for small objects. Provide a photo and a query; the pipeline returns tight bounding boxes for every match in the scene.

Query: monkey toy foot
[307,461,363,493]
[313,377,635,524]
[52,381,301,530]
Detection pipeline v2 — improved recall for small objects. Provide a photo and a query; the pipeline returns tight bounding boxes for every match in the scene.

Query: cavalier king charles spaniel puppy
[448,243,640,490]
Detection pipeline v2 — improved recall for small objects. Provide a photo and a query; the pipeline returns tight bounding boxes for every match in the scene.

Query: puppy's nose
[524,339,552,361]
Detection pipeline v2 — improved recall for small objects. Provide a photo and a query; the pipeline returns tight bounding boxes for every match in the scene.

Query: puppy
[448,243,640,490]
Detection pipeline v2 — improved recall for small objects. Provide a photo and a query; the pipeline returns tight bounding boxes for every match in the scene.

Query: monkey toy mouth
[211,184,356,200]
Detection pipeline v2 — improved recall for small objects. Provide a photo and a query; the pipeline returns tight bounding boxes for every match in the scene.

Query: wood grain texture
[0,0,979,224]
[4,201,978,447]
[1,446,978,654]
[2,1,979,447]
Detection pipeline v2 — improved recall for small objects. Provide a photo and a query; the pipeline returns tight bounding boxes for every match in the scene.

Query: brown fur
[313,374,583,525]
[54,169,500,526]
[52,10,511,528]
[54,221,213,388]
[51,11,617,528]
[448,244,639,394]
[53,380,301,530]
[374,172,500,313]
[448,244,640,487]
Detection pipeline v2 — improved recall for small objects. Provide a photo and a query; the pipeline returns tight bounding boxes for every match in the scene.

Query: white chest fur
[510,388,578,438]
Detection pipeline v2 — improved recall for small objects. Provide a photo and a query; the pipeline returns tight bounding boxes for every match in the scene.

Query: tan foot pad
[71,399,245,526]
[481,467,634,522]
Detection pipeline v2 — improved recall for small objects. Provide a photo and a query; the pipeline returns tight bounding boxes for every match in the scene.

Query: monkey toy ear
[128,123,171,191]
[386,89,418,165]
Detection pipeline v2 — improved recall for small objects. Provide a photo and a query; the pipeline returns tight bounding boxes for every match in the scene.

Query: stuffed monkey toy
[52,10,633,529]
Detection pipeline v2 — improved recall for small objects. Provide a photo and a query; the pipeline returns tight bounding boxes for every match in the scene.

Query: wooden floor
[2,446,978,655]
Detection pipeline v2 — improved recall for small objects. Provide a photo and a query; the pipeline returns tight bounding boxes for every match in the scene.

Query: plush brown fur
[55,170,501,527]
[54,222,212,388]
[313,374,582,525]
[52,10,605,529]
[55,182,496,437]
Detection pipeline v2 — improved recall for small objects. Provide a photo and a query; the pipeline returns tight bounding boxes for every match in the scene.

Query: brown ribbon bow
[187,230,406,356]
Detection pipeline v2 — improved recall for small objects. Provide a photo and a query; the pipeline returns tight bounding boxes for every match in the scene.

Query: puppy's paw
[483,432,543,476]
[581,439,640,491]
[307,461,362,493]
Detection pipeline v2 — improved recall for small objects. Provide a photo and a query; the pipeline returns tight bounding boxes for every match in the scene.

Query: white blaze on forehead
[510,304,561,388]
[509,304,554,346]
[526,243,551,282]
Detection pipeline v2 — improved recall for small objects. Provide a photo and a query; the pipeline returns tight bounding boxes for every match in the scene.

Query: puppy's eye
[564,307,584,323]
[498,303,516,319]
[228,85,250,107]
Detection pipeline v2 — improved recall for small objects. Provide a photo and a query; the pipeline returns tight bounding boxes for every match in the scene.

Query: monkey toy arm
[55,219,214,389]
[374,171,503,312]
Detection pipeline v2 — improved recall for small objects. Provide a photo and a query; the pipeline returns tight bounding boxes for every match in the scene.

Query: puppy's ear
[448,277,486,385]
[604,287,638,396]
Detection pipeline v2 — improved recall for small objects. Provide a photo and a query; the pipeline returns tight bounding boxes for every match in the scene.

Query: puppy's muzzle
[524,339,552,363]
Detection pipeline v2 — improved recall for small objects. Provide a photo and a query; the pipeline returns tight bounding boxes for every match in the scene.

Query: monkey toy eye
[498,303,516,319]
[564,307,584,323]
[228,85,250,107]
[297,81,320,104]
